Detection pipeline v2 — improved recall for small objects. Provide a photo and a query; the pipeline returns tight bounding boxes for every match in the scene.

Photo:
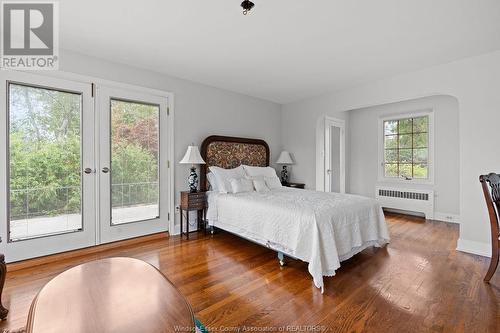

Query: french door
[96,86,169,244]
[0,71,96,261]
[0,71,170,262]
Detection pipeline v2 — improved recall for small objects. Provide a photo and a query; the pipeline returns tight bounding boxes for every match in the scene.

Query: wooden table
[26,257,195,333]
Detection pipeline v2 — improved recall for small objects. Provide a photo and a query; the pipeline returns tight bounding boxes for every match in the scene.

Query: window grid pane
[383,116,429,179]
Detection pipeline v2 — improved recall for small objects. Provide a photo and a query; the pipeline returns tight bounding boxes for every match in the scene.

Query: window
[382,114,430,181]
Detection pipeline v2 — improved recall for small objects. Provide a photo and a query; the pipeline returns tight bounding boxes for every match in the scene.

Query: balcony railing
[10,182,158,221]
[111,181,159,207]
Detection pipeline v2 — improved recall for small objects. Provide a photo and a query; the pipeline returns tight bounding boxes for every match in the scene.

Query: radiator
[375,186,434,219]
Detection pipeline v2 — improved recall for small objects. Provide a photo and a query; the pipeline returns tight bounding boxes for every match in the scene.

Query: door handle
[84,168,94,174]
[102,167,110,173]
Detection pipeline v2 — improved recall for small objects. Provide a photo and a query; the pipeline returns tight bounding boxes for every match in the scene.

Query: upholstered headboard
[200,135,270,191]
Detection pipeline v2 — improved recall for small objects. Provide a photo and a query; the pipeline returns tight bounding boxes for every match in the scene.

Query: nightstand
[180,191,207,239]
[282,182,305,189]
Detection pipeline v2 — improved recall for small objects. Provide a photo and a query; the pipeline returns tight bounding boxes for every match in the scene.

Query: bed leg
[278,252,285,267]
[210,226,214,235]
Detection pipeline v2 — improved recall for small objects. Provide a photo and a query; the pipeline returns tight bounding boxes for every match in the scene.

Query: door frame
[0,69,175,262]
[91,79,175,239]
[324,116,346,193]
[96,84,171,244]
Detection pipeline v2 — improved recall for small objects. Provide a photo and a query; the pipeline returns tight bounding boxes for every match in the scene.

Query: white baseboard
[434,212,460,224]
[456,238,491,258]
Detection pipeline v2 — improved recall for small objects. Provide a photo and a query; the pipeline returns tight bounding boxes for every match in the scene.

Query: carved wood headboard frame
[200,135,270,192]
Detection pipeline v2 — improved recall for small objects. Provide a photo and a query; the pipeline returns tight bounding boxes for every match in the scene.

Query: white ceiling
[60,0,500,104]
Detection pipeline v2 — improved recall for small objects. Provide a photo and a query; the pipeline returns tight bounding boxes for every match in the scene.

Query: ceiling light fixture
[241,0,255,15]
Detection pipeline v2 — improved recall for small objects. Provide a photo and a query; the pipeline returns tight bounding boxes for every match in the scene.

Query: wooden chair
[0,254,8,319]
[479,173,500,282]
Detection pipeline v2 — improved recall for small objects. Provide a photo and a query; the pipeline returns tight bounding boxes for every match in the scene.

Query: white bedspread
[207,188,390,292]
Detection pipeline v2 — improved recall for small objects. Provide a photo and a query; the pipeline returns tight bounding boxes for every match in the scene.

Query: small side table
[282,182,305,189]
[180,191,207,239]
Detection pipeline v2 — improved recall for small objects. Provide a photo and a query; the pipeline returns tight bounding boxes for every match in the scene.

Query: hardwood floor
[0,213,498,332]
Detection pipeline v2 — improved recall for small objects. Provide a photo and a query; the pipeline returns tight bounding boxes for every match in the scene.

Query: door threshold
[6,232,169,272]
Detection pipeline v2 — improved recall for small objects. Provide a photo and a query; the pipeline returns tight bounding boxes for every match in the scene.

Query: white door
[0,71,96,262]
[97,86,169,244]
[324,117,345,193]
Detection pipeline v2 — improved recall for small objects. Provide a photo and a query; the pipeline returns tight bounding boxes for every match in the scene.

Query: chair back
[480,173,500,245]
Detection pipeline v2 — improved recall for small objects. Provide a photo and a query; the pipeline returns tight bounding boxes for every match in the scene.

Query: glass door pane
[8,83,83,241]
[110,99,160,225]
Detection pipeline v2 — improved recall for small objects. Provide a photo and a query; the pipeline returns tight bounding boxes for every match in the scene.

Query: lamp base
[281,165,289,184]
[188,166,198,193]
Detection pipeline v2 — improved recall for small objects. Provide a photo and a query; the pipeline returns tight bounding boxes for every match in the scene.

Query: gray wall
[59,50,282,232]
[349,95,460,215]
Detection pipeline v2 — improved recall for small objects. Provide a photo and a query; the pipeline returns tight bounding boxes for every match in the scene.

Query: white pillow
[243,165,278,178]
[265,176,283,189]
[207,173,218,191]
[230,178,254,193]
[244,174,263,181]
[253,179,270,192]
[209,166,245,193]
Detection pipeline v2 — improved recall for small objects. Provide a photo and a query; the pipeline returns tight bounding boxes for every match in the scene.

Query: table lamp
[179,145,206,192]
[276,151,294,184]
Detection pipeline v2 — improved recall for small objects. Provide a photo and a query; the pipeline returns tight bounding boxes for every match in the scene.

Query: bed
[200,135,390,292]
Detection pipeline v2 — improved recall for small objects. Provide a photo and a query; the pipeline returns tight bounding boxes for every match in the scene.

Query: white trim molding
[457,238,491,258]
[434,212,460,224]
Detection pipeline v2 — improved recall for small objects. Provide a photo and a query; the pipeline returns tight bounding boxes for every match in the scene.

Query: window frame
[378,110,434,185]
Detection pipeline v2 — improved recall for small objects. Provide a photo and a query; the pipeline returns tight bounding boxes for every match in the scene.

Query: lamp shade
[179,145,206,165]
[276,151,294,164]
